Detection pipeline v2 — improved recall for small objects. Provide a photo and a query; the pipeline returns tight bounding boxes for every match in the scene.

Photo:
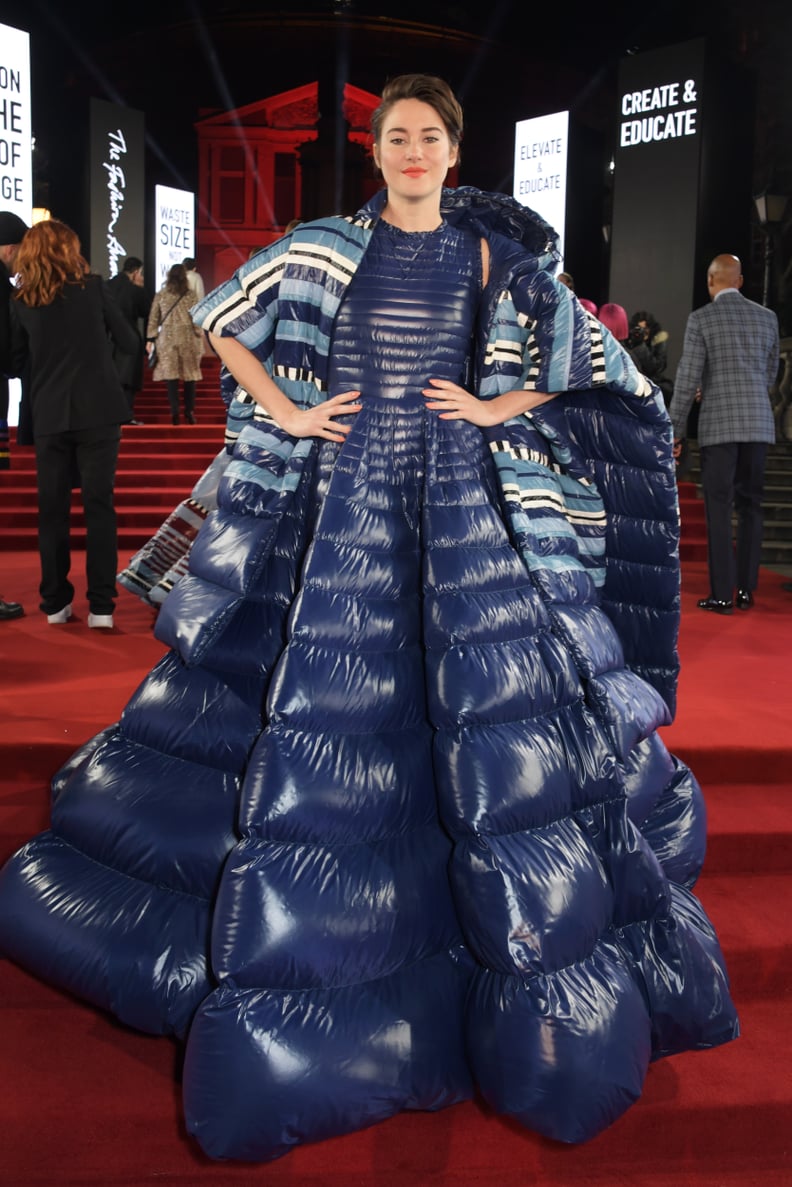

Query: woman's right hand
[207,332,360,440]
[278,391,362,442]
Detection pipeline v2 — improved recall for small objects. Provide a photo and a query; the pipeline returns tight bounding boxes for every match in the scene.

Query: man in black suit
[0,210,28,620]
[106,256,150,425]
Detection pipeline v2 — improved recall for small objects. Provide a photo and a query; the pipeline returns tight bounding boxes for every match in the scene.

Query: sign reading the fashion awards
[513,110,569,260]
[0,22,32,217]
[619,77,699,147]
[155,185,195,288]
[89,99,145,278]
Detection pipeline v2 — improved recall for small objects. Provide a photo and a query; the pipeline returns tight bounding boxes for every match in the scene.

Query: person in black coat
[9,219,138,629]
[626,309,673,406]
[106,256,151,424]
[0,210,29,620]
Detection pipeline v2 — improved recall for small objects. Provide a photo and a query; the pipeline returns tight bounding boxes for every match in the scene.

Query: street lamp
[754,188,788,307]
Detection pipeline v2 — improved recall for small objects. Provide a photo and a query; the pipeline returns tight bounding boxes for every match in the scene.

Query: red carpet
[1,554,790,1185]
[1,378,791,1185]
[676,480,707,562]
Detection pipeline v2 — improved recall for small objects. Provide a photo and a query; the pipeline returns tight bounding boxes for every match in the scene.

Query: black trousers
[166,379,195,421]
[35,426,121,615]
[700,441,768,600]
[122,383,138,418]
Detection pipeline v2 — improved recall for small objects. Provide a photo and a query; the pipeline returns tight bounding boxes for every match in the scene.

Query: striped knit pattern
[118,497,211,605]
[489,436,607,589]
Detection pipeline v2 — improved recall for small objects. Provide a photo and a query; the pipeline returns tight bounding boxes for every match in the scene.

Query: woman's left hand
[423,380,500,426]
[423,379,556,426]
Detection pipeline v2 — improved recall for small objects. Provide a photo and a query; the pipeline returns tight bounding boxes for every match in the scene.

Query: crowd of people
[0,73,743,1166]
[559,275,674,406]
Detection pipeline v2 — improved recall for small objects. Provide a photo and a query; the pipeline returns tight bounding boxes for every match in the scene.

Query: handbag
[147,293,187,369]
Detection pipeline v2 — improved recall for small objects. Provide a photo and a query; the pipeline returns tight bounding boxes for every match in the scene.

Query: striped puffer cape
[0,186,737,1163]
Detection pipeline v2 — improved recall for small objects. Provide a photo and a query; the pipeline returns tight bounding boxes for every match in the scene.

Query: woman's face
[373,98,458,207]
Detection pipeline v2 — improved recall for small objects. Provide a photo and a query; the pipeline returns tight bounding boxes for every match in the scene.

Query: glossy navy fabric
[0,203,737,1162]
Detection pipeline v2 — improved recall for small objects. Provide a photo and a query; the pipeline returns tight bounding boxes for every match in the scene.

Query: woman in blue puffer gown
[0,74,737,1162]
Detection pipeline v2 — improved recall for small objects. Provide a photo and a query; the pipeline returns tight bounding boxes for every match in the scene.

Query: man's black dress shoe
[0,599,24,620]
[697,596,733,615]
[735,589,753,610]
[185,411,196,424]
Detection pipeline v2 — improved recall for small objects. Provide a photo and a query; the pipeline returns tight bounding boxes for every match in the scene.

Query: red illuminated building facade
[195,81,380,288]
[194,77,462,288]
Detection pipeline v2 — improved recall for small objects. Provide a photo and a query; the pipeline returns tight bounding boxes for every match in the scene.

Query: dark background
[2,0,791,330]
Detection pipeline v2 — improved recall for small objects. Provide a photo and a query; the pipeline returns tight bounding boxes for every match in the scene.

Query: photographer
[627,310,672,405]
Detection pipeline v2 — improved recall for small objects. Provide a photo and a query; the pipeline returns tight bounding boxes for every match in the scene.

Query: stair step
[702,784,792,874]
[128,412,225,424]
[762,522,792,540]
[759,540,792,562]
[1,450,219,469]
[0,505,201,528]
[679,482,792,499]
[0,477,210,496]
[696,873,790,1001]
[0,526,170,548]
[765,502,792,518]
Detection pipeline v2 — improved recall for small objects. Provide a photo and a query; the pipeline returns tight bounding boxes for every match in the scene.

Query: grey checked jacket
[670,288,779,445]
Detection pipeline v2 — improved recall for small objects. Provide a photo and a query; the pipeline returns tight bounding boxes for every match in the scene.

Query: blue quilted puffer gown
[0,216,737,1162]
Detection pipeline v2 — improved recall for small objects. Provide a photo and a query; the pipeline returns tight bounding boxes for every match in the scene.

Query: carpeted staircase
[677,441,792,568]
[0,361,225,550]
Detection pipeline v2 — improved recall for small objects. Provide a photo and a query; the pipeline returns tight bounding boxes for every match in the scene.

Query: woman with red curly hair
[10,219,137,628]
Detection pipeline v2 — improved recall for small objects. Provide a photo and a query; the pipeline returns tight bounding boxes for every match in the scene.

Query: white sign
[90,100,144,279]
[0,22,32,218]
[619,77,699,147]
[154,184,195,288]
[7,378,21,428]
[104,127,129,276]
[513,110,569,263]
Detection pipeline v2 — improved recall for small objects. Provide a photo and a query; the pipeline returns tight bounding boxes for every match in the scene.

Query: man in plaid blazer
[671,254,779,614]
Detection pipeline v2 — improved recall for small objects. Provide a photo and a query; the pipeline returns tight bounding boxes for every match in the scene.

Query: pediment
[196,82,377,132]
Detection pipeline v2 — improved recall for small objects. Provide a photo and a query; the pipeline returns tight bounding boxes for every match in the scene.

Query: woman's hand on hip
[279,390,362,442]
[423,379,557,427]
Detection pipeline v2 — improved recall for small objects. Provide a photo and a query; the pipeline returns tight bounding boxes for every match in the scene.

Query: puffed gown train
[0,204,738,1162]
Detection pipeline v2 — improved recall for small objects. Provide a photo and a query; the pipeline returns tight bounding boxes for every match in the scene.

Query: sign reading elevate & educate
[513,110,569,262]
